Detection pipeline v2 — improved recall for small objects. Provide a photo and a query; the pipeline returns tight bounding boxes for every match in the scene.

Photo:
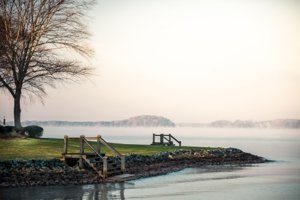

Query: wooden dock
[62,135,126,179]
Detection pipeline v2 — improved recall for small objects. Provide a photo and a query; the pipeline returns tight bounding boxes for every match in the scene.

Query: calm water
[1,127,300,200]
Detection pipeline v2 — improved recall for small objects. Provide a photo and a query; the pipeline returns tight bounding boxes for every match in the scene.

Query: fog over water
[1,127,300,200]
[42,126,300,160]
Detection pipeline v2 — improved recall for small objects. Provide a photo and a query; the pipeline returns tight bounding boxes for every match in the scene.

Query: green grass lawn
[0,138,219,161]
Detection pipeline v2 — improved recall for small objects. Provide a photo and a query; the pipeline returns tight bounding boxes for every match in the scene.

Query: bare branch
[0,0,95,98]
[0,0,95,127]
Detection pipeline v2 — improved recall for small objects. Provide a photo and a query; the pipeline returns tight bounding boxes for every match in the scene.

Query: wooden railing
[63,135,125,178]
[151,133,181,146]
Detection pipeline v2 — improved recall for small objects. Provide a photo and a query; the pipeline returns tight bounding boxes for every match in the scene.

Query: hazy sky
[1,0,300,123]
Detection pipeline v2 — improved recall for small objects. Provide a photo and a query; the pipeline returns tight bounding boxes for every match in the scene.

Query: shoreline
[0,148,268,188]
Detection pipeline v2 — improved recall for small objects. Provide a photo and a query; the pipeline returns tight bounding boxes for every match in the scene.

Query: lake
[1,127,300,199]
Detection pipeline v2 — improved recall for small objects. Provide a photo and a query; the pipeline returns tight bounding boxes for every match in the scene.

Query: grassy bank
[0,138,218,160]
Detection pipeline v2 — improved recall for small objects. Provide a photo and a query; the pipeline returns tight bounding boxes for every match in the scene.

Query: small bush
[0,125,5,136]
[0,126,21,138]
[4,126,14,133]
[24,125,43,138]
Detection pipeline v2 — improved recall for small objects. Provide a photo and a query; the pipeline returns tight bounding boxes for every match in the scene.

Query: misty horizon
[4,115,300,129]
[1,0,300,123]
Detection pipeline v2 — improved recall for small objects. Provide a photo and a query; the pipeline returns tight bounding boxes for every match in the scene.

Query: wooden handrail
[84,137,98,140]
[170,134,181,144]
[68,137,98,140]
[98,136,123,158]
[162,135,170,142]
[152,133,181,146]
[63,135,125,176]
[82,137,103,159]
[67,137,81,140]
[64,135,122,157]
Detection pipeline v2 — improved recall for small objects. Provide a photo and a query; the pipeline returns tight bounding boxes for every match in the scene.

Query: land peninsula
[0,138,267,188]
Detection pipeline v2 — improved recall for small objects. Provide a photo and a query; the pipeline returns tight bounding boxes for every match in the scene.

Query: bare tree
[0,0,94,128]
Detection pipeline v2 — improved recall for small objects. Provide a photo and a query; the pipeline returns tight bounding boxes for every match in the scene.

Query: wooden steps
[82,155,104,177]
[82,155,123,178]
[62,135,126,179]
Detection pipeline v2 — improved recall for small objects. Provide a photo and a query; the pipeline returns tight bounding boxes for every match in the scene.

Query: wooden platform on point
[151,133,181,146]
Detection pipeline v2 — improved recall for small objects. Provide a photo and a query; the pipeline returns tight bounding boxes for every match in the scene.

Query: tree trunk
[14,91,22,128]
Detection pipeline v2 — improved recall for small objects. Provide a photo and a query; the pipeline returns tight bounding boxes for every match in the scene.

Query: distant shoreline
[4,117,300,129]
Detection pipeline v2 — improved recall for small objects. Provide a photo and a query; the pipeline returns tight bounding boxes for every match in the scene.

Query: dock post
[80,135,85,154]
[96,135,101,154]
[152,133,155,144]
[103,157,108,178]
[121,155,125,173]
[63,135,68,154]
[160,134,163,144]
[79,135,85,168]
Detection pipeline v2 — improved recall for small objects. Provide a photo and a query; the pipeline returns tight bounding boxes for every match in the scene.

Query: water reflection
[0,182,134,200]
[0,165,261,200]
[1,163,300,200]
[83,183,126,200]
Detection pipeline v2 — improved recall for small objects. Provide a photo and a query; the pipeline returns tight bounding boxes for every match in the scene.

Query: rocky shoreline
[0,148,268,188]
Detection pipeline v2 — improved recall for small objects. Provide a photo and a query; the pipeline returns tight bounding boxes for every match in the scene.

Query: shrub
[4,126,14,133]
[0,126,20,137]
[0,125,5,136]
[24,125,43,138]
